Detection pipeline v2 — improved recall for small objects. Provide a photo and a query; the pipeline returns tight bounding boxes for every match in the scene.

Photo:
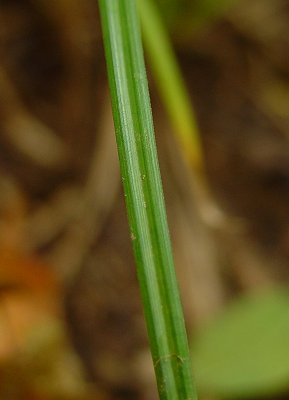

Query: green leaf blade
[192,287,289,398]
[138,0,204,174]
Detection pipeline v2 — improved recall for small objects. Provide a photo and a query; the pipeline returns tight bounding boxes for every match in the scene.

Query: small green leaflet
[191,286,289,398]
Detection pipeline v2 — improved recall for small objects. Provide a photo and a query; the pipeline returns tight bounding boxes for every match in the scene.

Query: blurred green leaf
[191,287,289,398]
[138,0,204,175]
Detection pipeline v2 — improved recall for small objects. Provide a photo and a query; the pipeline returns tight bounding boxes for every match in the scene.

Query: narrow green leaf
[138,0,204,175]
[98,1,197,399]
[192,287,289,398]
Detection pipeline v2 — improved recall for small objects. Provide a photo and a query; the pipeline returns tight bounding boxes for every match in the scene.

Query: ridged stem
[98,1,198,399]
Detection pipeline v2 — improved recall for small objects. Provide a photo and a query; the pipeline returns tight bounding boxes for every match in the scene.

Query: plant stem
[98,0,197,399]
[138,0,204,176]
[138,0,227,232]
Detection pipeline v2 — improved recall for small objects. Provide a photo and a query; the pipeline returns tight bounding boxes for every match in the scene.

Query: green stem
[138,0,204,175]
[98,1,197,399]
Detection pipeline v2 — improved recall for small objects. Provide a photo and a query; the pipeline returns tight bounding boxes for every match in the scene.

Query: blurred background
[0,0,289,399]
